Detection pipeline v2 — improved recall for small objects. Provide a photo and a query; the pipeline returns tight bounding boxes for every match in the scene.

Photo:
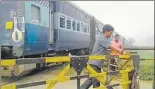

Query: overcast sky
[71,1,154,46]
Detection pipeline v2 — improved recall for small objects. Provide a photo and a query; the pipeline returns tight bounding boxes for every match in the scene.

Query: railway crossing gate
[1,53,140,89]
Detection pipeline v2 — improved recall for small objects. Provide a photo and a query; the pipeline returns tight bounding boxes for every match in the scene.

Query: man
[111,34,123,55]
[110,34,124,71]
[80,24,127,89]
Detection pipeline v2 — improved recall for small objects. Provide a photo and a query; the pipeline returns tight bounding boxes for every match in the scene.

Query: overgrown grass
[140,60,154,80]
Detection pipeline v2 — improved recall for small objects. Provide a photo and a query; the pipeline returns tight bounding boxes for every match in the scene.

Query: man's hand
[68,53,72,56]
[68,53,72,61]
[122,51,128,55]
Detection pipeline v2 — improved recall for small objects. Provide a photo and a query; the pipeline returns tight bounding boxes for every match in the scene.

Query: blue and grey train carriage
[0,1,50,58]
[48,1,91,55]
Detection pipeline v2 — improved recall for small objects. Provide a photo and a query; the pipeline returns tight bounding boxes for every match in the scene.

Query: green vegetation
[127,50,154,80]
[127,50,154,59]
[140,60,154,80]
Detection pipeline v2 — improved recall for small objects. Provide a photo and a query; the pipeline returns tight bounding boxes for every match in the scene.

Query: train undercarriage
[1,47,90,77]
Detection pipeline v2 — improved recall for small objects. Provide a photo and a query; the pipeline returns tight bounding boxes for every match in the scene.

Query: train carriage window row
[59,14,90,34]
[60,1,91,24]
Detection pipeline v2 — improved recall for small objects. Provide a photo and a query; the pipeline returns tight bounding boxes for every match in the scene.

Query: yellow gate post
[120,69,132,89]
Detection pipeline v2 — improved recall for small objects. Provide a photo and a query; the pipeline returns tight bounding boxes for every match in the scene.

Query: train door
[49,1,56,44]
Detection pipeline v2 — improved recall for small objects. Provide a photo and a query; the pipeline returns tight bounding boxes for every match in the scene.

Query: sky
[71,1,154,46]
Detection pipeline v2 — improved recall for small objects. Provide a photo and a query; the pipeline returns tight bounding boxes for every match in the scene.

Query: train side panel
[0,1,25,58]
[24,1,50,55]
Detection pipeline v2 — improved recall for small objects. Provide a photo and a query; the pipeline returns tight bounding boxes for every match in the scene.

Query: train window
[72,20,76,30]
[81,23,84,32]
[67,18,71,29]
[77,22,80,31]
[60,15,65,28]
[31,5,40,23]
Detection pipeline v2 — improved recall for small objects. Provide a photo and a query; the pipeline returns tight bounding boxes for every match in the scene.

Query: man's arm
[109,44,123,54]
[98,39,123,54]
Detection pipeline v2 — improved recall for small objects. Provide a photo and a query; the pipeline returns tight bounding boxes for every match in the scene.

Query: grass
[127,50,154,59]
[127,50,154,80]
[140,60,154,80]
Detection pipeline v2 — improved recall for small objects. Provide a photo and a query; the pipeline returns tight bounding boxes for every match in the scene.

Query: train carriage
[0,1,92,58]
[0,1,51,76]
[0,1,50,58]
[49,1,92,54]
[0,1,126,77]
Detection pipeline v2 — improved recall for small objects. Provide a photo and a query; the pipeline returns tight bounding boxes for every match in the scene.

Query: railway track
[1,62,64,86]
